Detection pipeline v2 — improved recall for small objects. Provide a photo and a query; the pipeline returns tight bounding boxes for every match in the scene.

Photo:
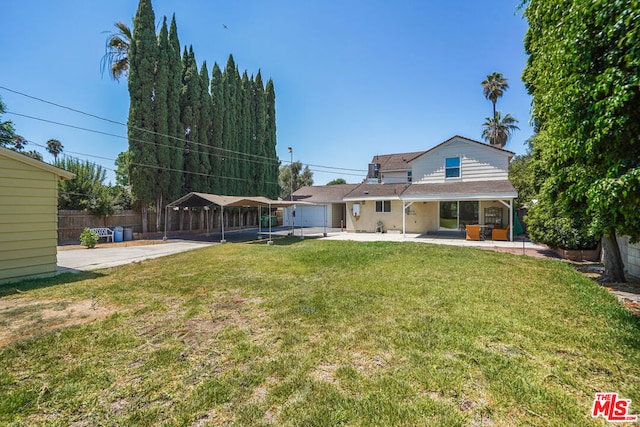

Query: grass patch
[0,240,639,425]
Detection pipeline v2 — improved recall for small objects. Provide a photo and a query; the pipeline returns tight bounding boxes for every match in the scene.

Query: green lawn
[1,239,639,426]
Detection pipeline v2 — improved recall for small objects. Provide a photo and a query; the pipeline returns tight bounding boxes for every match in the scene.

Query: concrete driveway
[57,240,215,272]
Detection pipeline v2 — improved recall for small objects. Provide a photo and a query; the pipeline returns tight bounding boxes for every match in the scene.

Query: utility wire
[1,85,368,174]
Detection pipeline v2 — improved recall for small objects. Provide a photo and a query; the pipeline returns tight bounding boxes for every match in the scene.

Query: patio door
[439,201,478,230]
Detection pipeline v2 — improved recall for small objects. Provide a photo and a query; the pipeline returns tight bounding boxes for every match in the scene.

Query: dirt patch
[0,298,115,348]
[574,264,640,318]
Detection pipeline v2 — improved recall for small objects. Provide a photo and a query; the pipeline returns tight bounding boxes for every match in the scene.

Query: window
[445,157,461,178]
[407,170,412,183]
[439,201,478,229]
[375,200,391,213]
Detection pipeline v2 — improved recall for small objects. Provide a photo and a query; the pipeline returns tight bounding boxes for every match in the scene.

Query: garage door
[295,205,326,227]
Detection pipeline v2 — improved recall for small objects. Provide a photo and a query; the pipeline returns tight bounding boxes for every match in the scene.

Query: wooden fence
[58,207,267,243]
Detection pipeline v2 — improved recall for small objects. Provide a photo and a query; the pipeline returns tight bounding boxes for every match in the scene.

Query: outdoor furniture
[492,225,510,241]
[465,224,481,241]
[90,227,114,242]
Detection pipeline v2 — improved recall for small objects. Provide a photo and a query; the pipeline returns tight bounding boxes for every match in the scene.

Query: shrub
[80,228,100,249]
[526,199,599,250]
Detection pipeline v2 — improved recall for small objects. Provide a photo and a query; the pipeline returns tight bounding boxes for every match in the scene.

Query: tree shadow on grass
[0,271,105,298]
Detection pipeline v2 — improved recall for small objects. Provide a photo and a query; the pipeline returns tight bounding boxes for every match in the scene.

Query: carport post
[299,205,304,239]
[163,205,169,241]
[258,206,262,238]
[220,205,226,243]
[268,202,273,244]
[324,205,327,237]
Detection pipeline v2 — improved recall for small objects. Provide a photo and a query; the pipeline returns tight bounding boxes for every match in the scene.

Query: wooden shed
[0,147,74,284]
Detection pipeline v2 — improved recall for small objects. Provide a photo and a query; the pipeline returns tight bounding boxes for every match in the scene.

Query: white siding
[381,171,409,184]
[411,138,510,183]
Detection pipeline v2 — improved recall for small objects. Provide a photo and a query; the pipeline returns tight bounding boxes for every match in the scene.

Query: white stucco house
[291,136,518,240]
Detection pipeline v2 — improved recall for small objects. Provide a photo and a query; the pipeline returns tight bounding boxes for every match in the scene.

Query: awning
[165,192,309,242]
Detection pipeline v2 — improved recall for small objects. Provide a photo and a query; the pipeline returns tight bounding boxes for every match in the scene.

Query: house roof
[343,183,409,200]
[400,180,517,200]
[291,184,359,203]
[369,151,426,172]
[168,192,298,208]
[410,135,515,163]
[0,146,75,179]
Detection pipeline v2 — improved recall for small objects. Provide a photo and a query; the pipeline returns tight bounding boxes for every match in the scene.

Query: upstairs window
[407,170,412,183]
[375,200,391,213]
[445,157,461,178]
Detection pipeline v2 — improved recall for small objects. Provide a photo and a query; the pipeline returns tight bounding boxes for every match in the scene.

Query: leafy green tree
[327,178,347,185]
[481,111,519,149]
[481,72,509,119]
[128,0,158,232]
[0,96,16,148]
[114,150,131,186]
[46,139,63,161]
[56,157,110,213]
[279,161,313,199]
[508,153,535,209]
[522,0,640,282]
[100,21,132,81]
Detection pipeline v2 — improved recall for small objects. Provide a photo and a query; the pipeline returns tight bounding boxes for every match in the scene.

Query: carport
[165,192,298,242]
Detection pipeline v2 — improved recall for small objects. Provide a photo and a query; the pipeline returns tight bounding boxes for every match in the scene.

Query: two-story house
[291,135,518,240]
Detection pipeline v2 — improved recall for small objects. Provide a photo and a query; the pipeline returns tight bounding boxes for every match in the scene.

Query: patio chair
[492,225,510,241]
[465,224,481,241]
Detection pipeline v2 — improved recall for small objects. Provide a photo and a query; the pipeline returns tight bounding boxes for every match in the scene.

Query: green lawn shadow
[0,271,105,298]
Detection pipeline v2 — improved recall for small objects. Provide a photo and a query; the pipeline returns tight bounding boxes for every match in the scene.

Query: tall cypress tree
[167,14,184,200]
[128,0,158,232]
[265,79,278,198]
[252,71,267,195]
[180,46,201,192]
[239,71,252,195]
[222,55,240,195]
[199,61,213,192]
[210,63,224,195]
[154,17,170,229]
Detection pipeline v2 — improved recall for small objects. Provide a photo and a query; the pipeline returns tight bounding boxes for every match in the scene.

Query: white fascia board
[400,193,517,202]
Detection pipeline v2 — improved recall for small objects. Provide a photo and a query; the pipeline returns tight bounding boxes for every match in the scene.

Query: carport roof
[167,192,301,209]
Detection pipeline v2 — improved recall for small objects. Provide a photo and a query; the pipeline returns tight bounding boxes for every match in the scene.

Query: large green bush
[526,199,599,250]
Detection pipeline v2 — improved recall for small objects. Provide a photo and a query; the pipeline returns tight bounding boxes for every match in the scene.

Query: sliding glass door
[439,201,478,229]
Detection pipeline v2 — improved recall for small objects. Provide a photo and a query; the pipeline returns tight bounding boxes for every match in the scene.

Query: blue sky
[2,0,532,186]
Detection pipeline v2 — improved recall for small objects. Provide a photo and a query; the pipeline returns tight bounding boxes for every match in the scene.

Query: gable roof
[369,151,426,172]
[0,146,75,179]
[410,135,515,163]
[291,184,358,203]
[343,183,409,200]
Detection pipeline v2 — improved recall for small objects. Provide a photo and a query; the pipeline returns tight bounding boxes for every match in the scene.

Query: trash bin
[269,215,278,227]
[260,216,269,228]
[113,226,123,242]
[123,227,133,241]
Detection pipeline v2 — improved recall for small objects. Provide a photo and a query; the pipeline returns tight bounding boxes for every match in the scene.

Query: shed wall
[0,156,59,283]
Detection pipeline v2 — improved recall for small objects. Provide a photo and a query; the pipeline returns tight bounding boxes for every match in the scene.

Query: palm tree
[482,111,520,149]
[481,72,509,119]
[46,138,63,160]
[100,21,132,81]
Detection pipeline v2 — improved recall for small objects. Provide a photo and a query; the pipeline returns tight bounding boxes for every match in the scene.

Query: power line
[1,85,368,174]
